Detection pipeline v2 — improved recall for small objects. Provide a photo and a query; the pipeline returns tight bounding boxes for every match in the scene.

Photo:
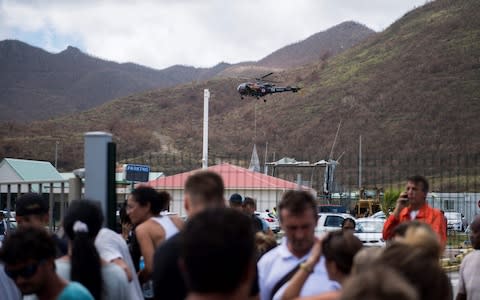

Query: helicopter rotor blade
[258,72,274,80]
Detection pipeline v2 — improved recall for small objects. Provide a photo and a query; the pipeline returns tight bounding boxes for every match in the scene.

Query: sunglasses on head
[5,260,46,280]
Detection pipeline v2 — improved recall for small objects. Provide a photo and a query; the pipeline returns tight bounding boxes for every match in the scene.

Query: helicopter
[237,72,301,102]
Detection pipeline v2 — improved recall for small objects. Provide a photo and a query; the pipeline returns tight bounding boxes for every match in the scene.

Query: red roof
[146,163,299,190]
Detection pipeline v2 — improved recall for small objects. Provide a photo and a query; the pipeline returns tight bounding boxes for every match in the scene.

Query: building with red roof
[145,163,313,215]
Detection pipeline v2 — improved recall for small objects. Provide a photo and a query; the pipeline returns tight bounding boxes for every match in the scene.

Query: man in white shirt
[257,190,339,300]
[456,215,480,300]
[95,228,144,300]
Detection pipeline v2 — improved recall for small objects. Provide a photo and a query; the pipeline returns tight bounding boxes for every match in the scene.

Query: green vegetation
[380,189,401,217]
[447,232,470,248]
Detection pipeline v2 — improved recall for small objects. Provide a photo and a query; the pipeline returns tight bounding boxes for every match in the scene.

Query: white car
[255,211,280,233]
[371,211,386,219]
[355,218,386,247]
[444,212,467,232]
[315,213,355,236]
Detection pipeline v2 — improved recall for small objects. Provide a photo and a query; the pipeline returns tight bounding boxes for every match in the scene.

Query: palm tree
[381,189,401,217]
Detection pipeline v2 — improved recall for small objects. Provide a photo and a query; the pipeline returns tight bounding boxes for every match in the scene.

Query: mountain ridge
[0,21,373,121]
[2,0,478,178]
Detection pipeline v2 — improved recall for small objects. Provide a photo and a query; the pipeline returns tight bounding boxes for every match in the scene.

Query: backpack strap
[269,262,303,300]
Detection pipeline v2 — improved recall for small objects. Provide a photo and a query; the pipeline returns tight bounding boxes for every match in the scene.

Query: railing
[1,152,478,250]
[0,179,69,232]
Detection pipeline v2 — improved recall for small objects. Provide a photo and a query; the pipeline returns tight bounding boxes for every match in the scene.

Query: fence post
[49,183,54,232]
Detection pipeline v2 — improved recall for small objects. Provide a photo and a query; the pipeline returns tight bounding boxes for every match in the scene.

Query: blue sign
[125,164,150,182]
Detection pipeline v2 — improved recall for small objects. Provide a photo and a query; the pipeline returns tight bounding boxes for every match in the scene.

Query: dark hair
[278,190,318,222]
[15,193,49,216]
[322,231,363,275]
[181,207,255,294]
[378,243,452,300]
[0,226,55,264]
[342,218,356,229]
[407,175,429,193]
[243,197,256,208]
[119,202,131,225]
[63,200,103,300]
[130,186,168,215]
[392,222,410,238]
[255,232,277,259]
[184,171,225,206]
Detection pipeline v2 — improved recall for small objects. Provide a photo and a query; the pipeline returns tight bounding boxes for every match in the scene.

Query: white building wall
[160,188,290,216]
[427,192,480,224]
[0,164,21,182]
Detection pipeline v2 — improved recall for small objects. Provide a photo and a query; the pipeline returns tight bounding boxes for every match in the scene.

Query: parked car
[0,217,17,243]
[315,213,355,236]
[444,212,468,232]
[1,210,16,225]
[317,205,348,214]
[1,210,16,220]
[371,211,386,219]
[255,211,280,233]
[355,218,386,247]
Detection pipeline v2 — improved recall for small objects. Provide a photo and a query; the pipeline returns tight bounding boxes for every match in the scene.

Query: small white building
[0,158,63,183]
[0,158,65,195]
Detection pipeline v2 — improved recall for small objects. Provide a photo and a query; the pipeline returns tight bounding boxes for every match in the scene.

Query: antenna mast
[329,120,342,159]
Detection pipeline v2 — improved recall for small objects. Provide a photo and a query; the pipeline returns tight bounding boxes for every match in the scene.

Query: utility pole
[358,135,362,189]
[202,89,210,169]
[55,141,59,169]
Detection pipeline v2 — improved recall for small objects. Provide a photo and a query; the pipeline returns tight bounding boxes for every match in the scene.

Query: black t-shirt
[129,227,142,272]
[152,233,185,300]
[0,220,5,235]
[152,232,260,300]
[251,214,264,233]
[52,233,68,258]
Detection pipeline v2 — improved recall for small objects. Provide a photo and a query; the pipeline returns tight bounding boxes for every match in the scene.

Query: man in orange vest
[383,175,447,247]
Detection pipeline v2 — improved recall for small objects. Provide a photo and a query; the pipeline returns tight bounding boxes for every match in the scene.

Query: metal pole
[297,174,302,190]
[264,141,268,175]
[202,89,210,169]
[6,184,11,233]
[329,120,342,160]
[49,183,54,232]
[55,141,59,169]
[359,135,362,189]
[107,142,117,230]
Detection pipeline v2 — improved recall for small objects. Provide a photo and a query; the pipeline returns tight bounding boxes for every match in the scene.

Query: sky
[0,0,429,70]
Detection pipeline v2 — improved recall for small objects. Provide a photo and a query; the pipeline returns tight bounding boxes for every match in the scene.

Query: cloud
[0,0,427,69]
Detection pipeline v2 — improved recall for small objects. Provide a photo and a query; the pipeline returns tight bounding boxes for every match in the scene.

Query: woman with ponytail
[57,199,129,300]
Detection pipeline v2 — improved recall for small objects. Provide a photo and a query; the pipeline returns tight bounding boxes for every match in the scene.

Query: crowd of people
[0,173,479,300]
